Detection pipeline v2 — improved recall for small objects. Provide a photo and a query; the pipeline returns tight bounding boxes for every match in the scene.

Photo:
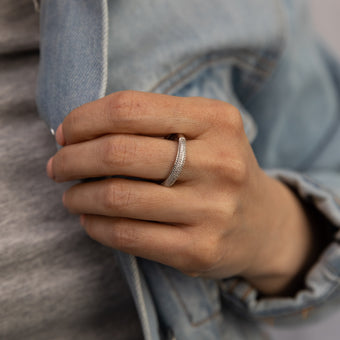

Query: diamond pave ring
[161,134,186,187]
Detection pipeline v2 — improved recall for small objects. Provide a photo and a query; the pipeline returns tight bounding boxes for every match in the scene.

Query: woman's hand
[47,91,317,295]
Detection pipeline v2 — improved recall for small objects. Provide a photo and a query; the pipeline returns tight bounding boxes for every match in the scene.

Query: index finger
[58,91,217,145]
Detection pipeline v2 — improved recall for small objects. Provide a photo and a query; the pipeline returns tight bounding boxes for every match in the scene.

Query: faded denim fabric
[37,0,340,339]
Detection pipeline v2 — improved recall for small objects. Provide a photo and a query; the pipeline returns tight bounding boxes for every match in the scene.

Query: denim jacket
[37,1,340,339]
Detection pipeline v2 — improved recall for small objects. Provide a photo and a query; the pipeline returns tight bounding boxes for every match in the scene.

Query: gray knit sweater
[0,1,143,339]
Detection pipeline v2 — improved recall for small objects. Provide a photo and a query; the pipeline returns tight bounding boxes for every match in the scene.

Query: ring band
[162,134,186,187]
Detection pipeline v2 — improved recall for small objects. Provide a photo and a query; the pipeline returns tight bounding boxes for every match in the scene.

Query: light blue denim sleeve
[219,169,340,325]
[221,170,340,324]
[219,44,340,325]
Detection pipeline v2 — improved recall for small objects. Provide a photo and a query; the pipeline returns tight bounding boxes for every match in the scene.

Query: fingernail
[80,214,85,226]
[62,192,66,206]
[56,124,65,146]
[46,157,54,179]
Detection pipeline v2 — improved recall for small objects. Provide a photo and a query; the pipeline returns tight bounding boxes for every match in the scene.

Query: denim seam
[165,57,269,97]
[100,0,109,99]
[241,48,286,103]
[130,256,153,340]
[148,50,276,97]
[240,0,288,103]
[237,0,289,106]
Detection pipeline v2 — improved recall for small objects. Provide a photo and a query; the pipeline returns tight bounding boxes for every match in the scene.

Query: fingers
[63,178,204,225]
[81,215,192,271]
[50,134,199,183]
[59,91,223,145]
[82,214,229,277]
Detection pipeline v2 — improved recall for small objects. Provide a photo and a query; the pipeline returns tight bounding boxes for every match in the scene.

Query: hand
[47,91,317,295]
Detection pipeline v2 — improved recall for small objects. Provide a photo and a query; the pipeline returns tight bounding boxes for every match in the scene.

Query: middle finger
[50,134,197,183]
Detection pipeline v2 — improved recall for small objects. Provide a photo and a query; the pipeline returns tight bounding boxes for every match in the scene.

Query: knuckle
[187,235,222,273]
[206,152,248,185]
[113,90,134,109]
[205,99,228,125]
[202,201,227,224]
[206,157,229,181]
[227,106,244,131]
[102,135,135,169]
[111,220,137,251]
[102,183,116,210]
[213,103,244,133]
[226,157,248,185]
[102,181,133,213]
[106,90,139,125]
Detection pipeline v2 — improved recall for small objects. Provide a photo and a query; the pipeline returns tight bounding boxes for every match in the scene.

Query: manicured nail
[46,157,54,179]
[56,124,65,146]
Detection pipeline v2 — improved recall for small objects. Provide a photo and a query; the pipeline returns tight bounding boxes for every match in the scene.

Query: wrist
[242,175,325,296]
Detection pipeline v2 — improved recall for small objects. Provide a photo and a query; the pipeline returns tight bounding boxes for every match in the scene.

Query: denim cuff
[219,169,340,324]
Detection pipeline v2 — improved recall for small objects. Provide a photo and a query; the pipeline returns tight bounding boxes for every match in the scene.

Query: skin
[46,90,323,296]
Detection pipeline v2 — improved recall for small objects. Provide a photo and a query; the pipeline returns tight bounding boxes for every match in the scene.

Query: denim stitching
[100,0,109,99]
[163,57,269,96]
[148,49,277,97]
[240,51,282,103]
[238,0,288,103]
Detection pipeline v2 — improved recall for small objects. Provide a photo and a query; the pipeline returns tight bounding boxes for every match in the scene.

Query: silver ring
[162,134,186,187]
